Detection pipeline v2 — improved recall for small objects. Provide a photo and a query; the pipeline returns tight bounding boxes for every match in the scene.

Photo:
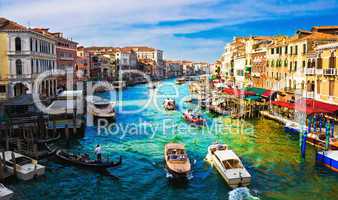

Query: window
[16,59,23,75]
[271,48,274,54]
[303,44,306,54]
[30,38,33,51]
[0,85,6,93]
[295,46,298,55]
[294,61,297,71]
[15,37,21,51]
[317,56,322,69]
[329,80,334,96]
[290,46,293,55]
[285,46,288,54]
[284,60,288,67]
[31,59,34,73]
[302,61,306,68]
[317,80,321,94]
[329,52,336,68]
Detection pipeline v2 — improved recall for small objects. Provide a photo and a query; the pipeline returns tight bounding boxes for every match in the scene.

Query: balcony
[59,56,75,61]
[8,74,33,81]
[324,68,337,76]
[315,68,323,75]
[303,91,314,98]
[305,68,315,75]
[7,50,31,56]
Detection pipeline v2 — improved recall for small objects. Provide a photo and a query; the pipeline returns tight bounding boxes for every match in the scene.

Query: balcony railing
[7,50,31,56]
[316,68,323,75]
[59,56,75,61]
[8,74,33,81]
[305,68,315,75]
[324,68,337,76]
[303,91,314,98]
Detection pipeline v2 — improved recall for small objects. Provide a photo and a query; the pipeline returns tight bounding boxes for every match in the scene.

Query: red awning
[222,88,256,97]
[296,98,338,114]
[271,101,295,109]
[261,90,274,98]
[272,99,337,114]
[213,79,224,83]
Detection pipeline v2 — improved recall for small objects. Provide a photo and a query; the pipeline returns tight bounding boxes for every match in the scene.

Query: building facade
[0,18,58,99]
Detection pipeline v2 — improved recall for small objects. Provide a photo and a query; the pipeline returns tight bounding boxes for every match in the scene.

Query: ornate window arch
[15,37,22,51]
[16,59,23,75]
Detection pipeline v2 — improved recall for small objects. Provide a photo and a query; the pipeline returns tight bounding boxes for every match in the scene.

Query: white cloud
[0,0,336,62]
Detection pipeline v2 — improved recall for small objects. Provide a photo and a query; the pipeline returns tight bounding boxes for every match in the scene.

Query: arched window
[329,52,336,68]
[15,37,21,51]
[16,59,22,75]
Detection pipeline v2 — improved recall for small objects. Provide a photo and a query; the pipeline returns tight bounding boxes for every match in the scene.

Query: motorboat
[205,144,251,188]
[112,81,126,90]
[55,150,122,170]
[0,184,13,200]
[0,151,45,181]
[87,96,116,122]
[316,150,338,172]
[183,111,205,125]
[164,99,176,111]
[176,77,186,85]
[164,143,191,179]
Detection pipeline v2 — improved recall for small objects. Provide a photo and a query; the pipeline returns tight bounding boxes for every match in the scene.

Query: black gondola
[55,150,122,169]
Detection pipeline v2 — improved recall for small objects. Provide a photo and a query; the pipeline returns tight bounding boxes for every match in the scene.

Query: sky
[1,0,338,63]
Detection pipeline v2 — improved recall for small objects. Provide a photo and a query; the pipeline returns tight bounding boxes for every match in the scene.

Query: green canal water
[5,79,338,200]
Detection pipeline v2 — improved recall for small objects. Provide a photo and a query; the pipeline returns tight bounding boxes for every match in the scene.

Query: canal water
[6,79,338,200]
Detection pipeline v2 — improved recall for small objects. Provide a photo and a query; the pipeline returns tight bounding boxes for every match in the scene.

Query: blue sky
[1,0,338,63]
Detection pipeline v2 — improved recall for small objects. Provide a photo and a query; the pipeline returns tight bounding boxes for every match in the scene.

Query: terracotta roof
[289,31,338,43]
[312,26,338,31]
[0,17,27,30]
[123,46,156,52]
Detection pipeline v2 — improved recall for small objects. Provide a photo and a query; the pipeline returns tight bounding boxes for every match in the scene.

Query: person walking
[95,145,102,162]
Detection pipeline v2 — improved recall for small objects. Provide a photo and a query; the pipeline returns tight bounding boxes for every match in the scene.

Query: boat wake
[228,187,260,200]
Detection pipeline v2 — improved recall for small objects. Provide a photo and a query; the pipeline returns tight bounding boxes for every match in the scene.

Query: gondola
[55,150,122,169]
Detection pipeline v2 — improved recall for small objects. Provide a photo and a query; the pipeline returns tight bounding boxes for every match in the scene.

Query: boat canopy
[214,150,239,161]
[166,143,185,150]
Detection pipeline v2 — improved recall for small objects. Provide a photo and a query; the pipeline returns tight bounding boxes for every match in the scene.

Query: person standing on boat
[95,145,102,162]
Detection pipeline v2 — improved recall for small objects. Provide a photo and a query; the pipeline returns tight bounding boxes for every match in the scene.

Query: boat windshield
[9,157,32,166]
[222,159,242,169]
[210,145,227,154]
[167,149,187,161]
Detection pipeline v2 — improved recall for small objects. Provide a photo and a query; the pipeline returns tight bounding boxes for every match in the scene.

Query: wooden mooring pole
[11,151,16,177]
[0,151,4,180]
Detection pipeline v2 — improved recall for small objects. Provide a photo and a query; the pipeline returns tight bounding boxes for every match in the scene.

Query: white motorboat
[0,184,13,200]
[87,96,116,122]
[205,144,251,188]
[0,151,45,181]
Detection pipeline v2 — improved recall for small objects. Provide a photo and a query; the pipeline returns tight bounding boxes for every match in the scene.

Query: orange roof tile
[0,17,27,30]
